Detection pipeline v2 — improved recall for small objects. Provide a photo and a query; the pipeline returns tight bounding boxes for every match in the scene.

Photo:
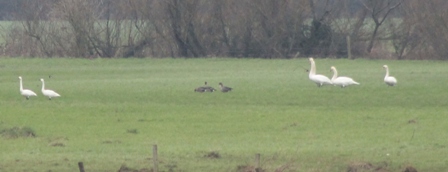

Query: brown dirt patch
[204,151,221,159]
[408,119,417,124]
[403,166,418,172]
[1,126,36,139]
[117,164,151,172]
[347,161,390,172]
[237,165,264,172]
[49,142,65,147]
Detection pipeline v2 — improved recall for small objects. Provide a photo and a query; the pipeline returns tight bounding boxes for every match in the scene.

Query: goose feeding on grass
[308,58,332,87]
[383,65,397,86]
[203,81,216,92]
[194,86,206,93]
[218,82,232,92]
[330,66,360,88]
[194,81,216,93]
[40,78,61,100]
[19,76,37,100]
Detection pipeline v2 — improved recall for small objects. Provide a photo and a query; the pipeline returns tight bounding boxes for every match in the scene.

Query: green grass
[0,57,447,171]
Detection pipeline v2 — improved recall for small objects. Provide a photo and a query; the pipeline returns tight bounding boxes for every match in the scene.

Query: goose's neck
[331,69,338,81]
[309,61,316,76]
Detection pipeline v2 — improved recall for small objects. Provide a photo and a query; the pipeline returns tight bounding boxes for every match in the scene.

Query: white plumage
[19,76,37,100]
[40,78,61,100]
[383,65,397,86]
[330,66,360,88]
[308,58,332,87]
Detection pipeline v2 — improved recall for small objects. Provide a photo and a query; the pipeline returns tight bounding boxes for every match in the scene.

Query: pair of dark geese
[194,82,232,93]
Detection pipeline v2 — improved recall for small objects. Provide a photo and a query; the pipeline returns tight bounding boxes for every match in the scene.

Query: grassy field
[0,57,447,171]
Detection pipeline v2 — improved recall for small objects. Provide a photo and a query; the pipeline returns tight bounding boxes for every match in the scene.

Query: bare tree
[302,0,333,56]
[218,0,310,58]
[388,1,421,59]
[162,0,205,57]
[3,0,446,60]
[11,0,53,57]
[125,0,158,57]
[405,0,448,59]
[362,0,403,53]
[329,0,370,58]
[47,0,128,58]
[128,0,209,58]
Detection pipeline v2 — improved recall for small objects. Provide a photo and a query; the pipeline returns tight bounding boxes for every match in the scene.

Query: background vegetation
[1,58,448,171]
[0,0,447,59]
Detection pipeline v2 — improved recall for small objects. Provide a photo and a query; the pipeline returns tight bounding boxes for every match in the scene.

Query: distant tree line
[1,0,447,60]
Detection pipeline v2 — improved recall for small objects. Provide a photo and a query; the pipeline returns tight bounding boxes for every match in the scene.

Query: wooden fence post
[78,162,85,172]
[153,144,159,172]
[347,35,352,60]
[255,153,260,169]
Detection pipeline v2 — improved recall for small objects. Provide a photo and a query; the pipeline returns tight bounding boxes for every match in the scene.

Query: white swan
[19,76,37,100]
[330,66,360,88]
[383,65,397,86]
[40,78,61,100]
[308,58,332,87]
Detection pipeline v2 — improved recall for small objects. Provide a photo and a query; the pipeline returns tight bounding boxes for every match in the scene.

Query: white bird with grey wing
[40,78,61,100]
[383,65,397,86]
[308,58,332,87]
[330,66,359,88]
[19,76,37,100]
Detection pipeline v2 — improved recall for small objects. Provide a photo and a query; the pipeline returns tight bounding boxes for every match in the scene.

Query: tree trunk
[367,24,380,53]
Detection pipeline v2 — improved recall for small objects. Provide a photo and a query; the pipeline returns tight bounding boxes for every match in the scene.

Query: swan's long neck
[331,69,338,81]
[19,79,23,91]
[384,67,390,79]
[41,80,45,91]
[309,61,316,76]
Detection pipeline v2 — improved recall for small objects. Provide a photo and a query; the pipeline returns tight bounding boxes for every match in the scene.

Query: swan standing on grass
[308,58,332,87]
[330,66,360,88]
[19,76,37,100]
[383,65,397,86]
[40,78,61,100]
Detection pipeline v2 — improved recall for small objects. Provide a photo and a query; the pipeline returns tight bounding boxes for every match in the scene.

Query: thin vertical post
[347,35,352,59]
[78,162,85,172]
[153,144,159,172]
[255,153,261,169]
